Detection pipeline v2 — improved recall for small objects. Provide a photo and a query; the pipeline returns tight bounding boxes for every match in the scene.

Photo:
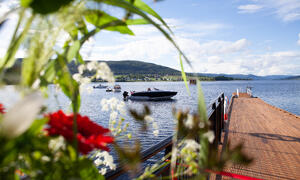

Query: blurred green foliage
[0,0,252,179]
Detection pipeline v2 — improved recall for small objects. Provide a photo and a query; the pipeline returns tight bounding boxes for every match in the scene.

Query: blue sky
[0,0,300,75]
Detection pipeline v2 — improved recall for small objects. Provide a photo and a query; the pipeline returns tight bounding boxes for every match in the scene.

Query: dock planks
[222,96,300,179]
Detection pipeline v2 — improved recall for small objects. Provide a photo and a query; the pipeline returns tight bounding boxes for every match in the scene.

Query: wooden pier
[222,94,300,179]
[105,92,300,179]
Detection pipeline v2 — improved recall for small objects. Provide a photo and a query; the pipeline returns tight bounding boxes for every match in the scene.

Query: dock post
[220,94,225,131]
[216,97,222,144]
[211,102,218,148]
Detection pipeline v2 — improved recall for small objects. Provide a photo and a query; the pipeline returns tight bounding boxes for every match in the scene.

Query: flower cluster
[94,151,116,175]
[0,103,5,114]
[73,61,115,86]
[48,136,66,152]
[144,115,159,137]
[179,139,202,175]
[45,110,114,154]
[101,97,129,137]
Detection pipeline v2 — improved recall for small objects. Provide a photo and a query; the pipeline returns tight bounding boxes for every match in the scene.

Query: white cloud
[238,4,263,13]
[298,33,300,45]
[189,51,300,75]
[127,18,227,39]
[238,0,300,22]
[177,38,248,59]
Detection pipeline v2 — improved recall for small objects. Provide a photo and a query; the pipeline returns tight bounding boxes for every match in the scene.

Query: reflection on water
[0,80,299,150]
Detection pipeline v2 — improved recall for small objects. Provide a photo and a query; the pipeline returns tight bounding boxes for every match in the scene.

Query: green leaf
[67,24,79,40]
[180,54,190,95]
[77,17,89,35]
[78,159,105,180]
[20,0,33,7]
[125,0,172,32]
[43,60,57,83]
[0,14,34,70]
[126,18,149,25]
[55,56,81,113]
[67,40,80,62]
[197,79,208,122]
[21,57,35,86]
[68,145,77,161]
[27,0,74,14]
[25,118,48,136]
[85,10,134,35]
[77,53,85,64]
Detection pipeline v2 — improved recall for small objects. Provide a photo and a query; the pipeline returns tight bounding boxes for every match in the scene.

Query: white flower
[184,114,194,129]
[203,131,215,143]
[32,79,41,89]
[78,64,85,74]
[108,97,118,110]
[73,73,91,85]
[116,101,126,115]
[87,61,98,71]
[183,139,201,151]
[81,77,91,84]
[109,111,118,121]
[72,73,81,82]
[41,156,50,162]
[153,129,159,136]
[199,122,205,129]
[152,122,158,129]
[144,115,153,123]
[102,104,109,111]
[49,136,66,152]
[0,92,44,138]
[94,158,103,166]
[99,168,107,175]
[95,62,115,83]
[95,151,116,171]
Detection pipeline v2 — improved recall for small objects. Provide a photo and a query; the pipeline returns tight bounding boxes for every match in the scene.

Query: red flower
[0,103,5,114]
[45,110,113,154]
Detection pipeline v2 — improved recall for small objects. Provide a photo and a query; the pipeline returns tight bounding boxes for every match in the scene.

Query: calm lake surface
[0,80,299,150]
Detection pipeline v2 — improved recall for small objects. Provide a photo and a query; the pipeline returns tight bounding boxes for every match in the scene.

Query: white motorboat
[113,84,121,92]
[106,87,113,92]
[93,84,108,89]
[123,88,177,101]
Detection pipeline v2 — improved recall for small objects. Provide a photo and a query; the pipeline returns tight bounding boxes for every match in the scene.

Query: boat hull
[128,95,175,101]
[128,91,177,101]
[93,86,107,89]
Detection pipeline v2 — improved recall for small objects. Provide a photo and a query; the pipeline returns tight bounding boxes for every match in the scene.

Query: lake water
[0,80,299,153]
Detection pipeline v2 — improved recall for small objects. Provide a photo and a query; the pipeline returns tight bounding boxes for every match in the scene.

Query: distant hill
[284,76,300,80]
[196,73,296,80]
[3,59,299,84]
[69,60,181,75]
[68,60,299,80]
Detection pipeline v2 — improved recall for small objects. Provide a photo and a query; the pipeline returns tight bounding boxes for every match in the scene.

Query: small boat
[113,84,121,92]
[93,84,108,89]
[106,87,113,92]
[123,88,177,101]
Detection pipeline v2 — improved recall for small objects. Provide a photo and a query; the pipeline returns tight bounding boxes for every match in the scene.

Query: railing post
[165,144,172,159]
[221,93,224,131]
[211,102,217,148]
[217,97,221,144]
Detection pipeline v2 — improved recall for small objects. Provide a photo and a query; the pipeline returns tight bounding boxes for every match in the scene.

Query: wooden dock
[222,95,300,179]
